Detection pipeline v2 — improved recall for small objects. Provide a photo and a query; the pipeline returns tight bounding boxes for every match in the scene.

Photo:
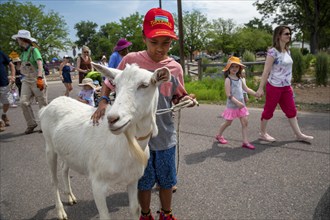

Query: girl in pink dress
[215,56,258,150]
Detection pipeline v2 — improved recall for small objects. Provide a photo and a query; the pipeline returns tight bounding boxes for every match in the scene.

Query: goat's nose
[108,114,120,125]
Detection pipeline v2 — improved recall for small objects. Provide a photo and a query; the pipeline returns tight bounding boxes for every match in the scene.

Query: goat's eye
[138,83,149,89]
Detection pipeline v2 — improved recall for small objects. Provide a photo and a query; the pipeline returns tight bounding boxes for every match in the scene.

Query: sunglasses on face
[84,51,89,54]
[283,32,291,36]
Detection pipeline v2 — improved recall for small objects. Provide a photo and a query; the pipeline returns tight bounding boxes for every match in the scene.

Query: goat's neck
[135,121,153,150]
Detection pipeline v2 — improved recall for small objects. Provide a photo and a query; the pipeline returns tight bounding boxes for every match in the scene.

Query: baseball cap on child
[143,8,178,40]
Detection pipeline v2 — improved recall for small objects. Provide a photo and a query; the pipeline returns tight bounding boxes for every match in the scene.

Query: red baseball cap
[143,8,178,40]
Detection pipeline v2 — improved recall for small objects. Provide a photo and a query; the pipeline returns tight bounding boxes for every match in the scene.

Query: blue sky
[18,0,262,55]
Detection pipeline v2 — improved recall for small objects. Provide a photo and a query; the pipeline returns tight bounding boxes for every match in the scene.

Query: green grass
[186,76,260,103]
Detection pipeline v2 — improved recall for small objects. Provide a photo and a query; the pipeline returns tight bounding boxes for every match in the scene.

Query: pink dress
[221,77,249,120]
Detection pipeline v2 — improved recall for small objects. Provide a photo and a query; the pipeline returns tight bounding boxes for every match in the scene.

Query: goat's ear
[92,62,122,79]
[151,67,171,85]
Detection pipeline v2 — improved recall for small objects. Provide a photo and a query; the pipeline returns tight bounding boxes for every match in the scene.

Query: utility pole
[159,0,162,8]
[177,0,185,73]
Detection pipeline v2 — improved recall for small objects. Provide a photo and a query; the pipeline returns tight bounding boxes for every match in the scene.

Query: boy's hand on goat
[91,100,107,126]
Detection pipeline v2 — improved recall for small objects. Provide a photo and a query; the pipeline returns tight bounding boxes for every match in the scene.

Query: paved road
[1,80,329,220]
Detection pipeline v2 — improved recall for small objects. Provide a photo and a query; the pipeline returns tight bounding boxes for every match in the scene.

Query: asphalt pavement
[0,80,329,220]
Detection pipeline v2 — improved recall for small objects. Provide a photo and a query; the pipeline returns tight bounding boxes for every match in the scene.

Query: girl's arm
[242,79,257,96]
[256,55,274,97]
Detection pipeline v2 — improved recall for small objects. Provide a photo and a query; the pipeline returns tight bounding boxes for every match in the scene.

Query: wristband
[99,95,110,103]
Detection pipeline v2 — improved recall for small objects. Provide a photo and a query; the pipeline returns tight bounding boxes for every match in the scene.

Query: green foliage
[74,21,98,47]
[185,76,258,103]
[0,0,70,60]
[178,10,210,62]
[242,50,256,73]
[303,53,316,70]
[235,27,272,54]
[254,0,330,54]
[75,12,144,60]
[184,74,192,83]
[290,48,304,82]
[242,50,255,62]
[204,67,219,76]
[315,52,329,86]
[185,77,226,101]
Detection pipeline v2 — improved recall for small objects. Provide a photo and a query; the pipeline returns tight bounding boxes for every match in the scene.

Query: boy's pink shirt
[105,50,187,102]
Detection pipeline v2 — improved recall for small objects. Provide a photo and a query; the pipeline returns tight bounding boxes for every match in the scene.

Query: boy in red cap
[92,7,196,220]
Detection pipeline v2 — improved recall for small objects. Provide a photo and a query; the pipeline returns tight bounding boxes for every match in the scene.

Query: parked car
[169,54,180,63]
[194,54,212,61]
[256,51,267,57]
[210,54,223,61]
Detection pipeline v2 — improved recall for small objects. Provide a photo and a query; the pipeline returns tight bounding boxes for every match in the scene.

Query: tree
[208,18,237,55]
[244,18,273,34]
[180,10,210,61]
[74,21,98,48]
[254,0,330,54]
[0,0,71,60]
[235,27,272,54]
[76,12,144,61]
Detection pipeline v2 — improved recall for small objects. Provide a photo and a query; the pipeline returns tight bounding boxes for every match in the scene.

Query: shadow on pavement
[185,138,329,165]
[313,185,330,220]
[28,192,129,220]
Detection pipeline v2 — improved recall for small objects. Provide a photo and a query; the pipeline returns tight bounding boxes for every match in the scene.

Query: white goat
[39,63,171,220]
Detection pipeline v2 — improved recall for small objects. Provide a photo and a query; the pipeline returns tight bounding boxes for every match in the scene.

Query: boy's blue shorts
[138,146,177,190]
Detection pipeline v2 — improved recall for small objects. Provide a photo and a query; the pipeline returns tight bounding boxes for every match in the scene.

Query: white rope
[156,99,199,115]
[156,98,199,175]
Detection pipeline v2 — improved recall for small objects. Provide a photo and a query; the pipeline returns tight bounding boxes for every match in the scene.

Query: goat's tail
[124,131,148,166]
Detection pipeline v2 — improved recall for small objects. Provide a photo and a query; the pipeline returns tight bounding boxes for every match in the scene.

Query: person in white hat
[77,78,96,107]
[11,30,48,134]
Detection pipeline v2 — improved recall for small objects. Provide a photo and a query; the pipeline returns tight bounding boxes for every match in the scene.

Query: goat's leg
[127,181,140,219]
[62,162,77,205]
[91,179,110,220]
[46,146,67,220]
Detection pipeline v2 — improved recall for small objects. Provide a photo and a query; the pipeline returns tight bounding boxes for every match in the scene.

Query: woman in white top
[256,25,313,143]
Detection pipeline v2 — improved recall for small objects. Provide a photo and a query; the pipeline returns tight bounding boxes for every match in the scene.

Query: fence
[186,60,265,80]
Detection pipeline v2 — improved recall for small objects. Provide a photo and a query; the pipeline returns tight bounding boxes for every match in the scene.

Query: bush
[185,76,258,103]
[242,50,255,62]
[315,52,329,86]
[291,48,304,83]
[242,50,256,73]
[185,77,226,101]
[303,53,316,70]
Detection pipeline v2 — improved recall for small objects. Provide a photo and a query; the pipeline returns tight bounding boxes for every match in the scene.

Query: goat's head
[92,62,171,135]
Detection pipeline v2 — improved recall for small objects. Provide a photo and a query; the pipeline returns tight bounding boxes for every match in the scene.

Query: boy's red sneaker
[140,214,155,220]
[159,211,177,220]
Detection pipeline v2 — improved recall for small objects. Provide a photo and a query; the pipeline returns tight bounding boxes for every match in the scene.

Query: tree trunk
[310,31,319,54]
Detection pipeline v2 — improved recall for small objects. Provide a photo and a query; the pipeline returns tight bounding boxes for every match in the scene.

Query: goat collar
[136,130,152,141]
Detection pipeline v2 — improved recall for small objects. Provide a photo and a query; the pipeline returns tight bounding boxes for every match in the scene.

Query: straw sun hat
[223,56,246,72]
[78,78,96,89]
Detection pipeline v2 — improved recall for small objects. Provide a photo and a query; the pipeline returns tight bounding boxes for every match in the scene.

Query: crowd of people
[0,7,314,220]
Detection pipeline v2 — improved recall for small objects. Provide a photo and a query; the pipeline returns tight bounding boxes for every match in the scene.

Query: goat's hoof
[58,212,68,220]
